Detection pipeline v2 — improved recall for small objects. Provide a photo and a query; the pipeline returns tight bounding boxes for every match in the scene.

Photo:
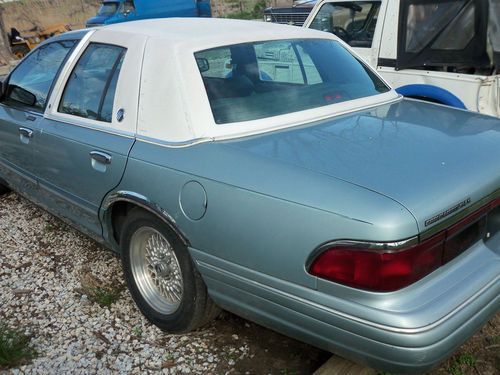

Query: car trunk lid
[226,99,500,232]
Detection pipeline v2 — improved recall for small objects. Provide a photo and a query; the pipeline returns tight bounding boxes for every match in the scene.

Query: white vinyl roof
[93,18,399,144]
[102,17,335,50]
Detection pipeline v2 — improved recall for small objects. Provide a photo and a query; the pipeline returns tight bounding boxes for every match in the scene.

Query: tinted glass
[59,43,125,122]
[195,39,389,124]
[254,41,304,84]
[4,40,76,110]
[309,1,381,48]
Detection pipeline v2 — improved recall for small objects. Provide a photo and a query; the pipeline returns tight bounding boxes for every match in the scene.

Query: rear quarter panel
[111,139,418,289]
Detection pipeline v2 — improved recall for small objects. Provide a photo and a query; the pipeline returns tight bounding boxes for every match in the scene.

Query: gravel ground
[1,192,499,375]
[0,193,247,374]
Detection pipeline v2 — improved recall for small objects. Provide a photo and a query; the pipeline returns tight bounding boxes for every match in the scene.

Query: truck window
[123,0,136,13]
[97,2,119,16]
[405,1,474,53]
[397,0,490,71]
[59,43,126,122]
[309,1,381,48]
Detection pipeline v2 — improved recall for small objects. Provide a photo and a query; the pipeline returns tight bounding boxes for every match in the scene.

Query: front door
[0,40,77,196]
[35,30,146,237]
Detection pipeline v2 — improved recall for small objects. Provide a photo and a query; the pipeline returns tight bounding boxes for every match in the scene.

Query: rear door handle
[90,151,112,165]
[19,127,34,139]
[25,115,37,122]
[19,127,34,144]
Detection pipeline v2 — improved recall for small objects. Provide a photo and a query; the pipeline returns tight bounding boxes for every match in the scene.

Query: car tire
[120,208,220,332]
[0,181,10,196]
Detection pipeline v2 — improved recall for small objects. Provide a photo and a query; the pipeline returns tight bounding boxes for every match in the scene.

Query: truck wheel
[11,44,30,59]
[120,208,220,332]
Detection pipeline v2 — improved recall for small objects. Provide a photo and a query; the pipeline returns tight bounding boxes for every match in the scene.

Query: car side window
[3,40,76,111]
[59,43,126,122]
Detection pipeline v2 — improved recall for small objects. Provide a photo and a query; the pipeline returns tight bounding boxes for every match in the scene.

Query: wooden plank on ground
[313,355,376,375]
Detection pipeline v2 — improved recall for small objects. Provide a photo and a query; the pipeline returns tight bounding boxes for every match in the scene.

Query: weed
[44,222,57,233]
[88,287,121,307]
[132,325,143,337]
[78,266,122,307]
[447,353,476,375]
[457,353,476,367]
[0,323,37,368]
[165,352,174,361]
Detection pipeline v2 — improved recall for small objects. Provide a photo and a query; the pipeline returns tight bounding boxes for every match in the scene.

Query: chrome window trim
[135,135,214,148]
[43,114,135,138]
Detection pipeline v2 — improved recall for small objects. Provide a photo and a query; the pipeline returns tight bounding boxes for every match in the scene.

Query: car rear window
[195,38,389,124]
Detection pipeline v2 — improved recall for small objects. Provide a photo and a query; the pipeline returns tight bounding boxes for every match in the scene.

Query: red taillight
[310,233,444,292]
[310,197,498,292]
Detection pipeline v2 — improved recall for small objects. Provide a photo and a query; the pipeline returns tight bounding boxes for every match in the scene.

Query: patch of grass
[447,353,477,375]
[43,222,57,233]
[456,353,476,367]
[0,323,37,368]
[78,266,123,308]
[132,325,142,337]
[88,287,121,307]
[490,335,500,344]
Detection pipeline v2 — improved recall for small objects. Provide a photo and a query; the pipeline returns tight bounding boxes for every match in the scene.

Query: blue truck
[86,0,211,27]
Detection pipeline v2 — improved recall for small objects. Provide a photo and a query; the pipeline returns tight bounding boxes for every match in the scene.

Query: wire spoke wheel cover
[129,227,184,314]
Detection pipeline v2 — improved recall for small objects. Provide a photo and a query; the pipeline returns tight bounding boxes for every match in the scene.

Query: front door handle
[90,151,112,165]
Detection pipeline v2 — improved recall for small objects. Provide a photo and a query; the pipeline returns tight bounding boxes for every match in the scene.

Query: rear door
[36,30,146,237]
[0,39,77,196]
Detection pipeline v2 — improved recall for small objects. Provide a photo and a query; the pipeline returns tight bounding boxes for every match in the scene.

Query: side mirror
[196,57,210,73]
[124,9,132,17]
[9,85,36,106]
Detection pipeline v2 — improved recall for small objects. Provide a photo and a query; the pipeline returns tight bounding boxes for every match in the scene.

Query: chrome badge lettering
[425,198,471,227]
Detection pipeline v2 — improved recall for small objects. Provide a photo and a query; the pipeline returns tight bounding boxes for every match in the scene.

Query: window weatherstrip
[44,40,79,112]
[292,42,308,85]
[97,49,126,121]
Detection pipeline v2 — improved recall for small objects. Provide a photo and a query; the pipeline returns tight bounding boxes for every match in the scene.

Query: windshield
[195,39,389,124]
[97,2,119,16]
[309,1,381,48]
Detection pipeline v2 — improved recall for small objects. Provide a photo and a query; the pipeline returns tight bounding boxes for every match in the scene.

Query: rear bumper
[191,234,500,373]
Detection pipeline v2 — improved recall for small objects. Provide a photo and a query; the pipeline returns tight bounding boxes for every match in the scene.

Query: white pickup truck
[303,0,500,117]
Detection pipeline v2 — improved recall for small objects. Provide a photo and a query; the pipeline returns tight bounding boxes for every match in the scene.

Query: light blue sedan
[0,18,498,374]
